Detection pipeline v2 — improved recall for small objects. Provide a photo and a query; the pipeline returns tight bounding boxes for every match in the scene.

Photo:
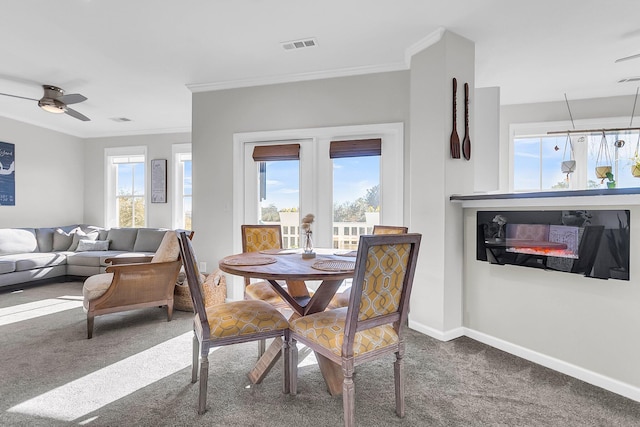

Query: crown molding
[186,61,408,93]
[404,27,446,65]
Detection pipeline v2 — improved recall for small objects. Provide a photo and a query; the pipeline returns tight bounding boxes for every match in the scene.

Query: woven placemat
[259,248,299,255]
[312,260,356,271]
[334,250,358,257]
[222,256,276,266]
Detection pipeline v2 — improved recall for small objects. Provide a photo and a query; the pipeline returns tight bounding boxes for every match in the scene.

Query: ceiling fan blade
[0,92,38,101]
[59,93,87,105]
[615,53,640,63]
[65,107,90,121]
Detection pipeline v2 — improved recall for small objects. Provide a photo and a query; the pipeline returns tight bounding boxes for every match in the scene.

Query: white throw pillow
[76,240,110,252]
[68,229,99,251]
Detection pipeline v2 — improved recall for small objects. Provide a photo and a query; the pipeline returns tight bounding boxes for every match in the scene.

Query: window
[105,147,146,228]
[253,143,301,249]
[172,144,192,229]
[331,138,381,249]
[512,122,640,191]
[233,123,403,300]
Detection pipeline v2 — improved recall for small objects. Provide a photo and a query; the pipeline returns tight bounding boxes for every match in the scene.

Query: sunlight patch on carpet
[7,331,209,422]
[0,297,83,326]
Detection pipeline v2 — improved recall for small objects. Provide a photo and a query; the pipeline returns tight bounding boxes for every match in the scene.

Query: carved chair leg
[192,334,199,383]
[290,338,298,395]
[342,361,355,427]
[198,353,209,415]
[283,331,290,394]
[394,351,405,418]
[87,315,94,339]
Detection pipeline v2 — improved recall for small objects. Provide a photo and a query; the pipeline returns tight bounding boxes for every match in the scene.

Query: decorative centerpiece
[301,213,316,259]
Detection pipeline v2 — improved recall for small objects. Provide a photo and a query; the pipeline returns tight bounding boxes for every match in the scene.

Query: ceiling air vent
[281,38,317,51]
[110,117,132,122]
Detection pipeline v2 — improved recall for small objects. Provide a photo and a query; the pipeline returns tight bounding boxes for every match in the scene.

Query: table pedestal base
[248,338,345,395]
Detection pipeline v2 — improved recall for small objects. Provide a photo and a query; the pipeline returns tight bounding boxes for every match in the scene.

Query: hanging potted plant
[631,133,640,177]
[560,133,576,180]
[595,131,612,181]
[631,154,640,177]
[605,171,616,189]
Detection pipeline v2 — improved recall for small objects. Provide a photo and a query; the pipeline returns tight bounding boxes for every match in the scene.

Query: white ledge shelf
[450,188,640,208]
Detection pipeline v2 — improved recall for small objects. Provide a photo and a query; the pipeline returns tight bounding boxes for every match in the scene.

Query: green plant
[605,171,616,188]
[605,171,615,183]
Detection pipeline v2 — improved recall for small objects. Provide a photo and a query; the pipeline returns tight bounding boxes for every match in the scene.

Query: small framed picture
[151,159,167,203]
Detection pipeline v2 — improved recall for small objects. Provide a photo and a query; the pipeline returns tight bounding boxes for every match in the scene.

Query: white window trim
[104,146,147,228]
[232,123,403,300]
[172,143,192,229]
[509,116,632,192]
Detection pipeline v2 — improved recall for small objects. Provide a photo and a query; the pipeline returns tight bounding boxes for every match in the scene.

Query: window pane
[117,164,134,196]
[183,160,192,196]
[258,160,299,248]
[133,162,145,196]
[513,138,540,191]
[183,196,192,230]
[541,136,566,189]
[333,156,380,250]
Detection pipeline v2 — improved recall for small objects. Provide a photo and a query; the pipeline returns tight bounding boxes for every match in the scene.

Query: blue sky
[262,156,380,210]
[514,133,640,190]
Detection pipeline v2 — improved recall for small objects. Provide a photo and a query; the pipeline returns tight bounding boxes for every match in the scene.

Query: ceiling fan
[615,53,640,63]
[0,84,90,121]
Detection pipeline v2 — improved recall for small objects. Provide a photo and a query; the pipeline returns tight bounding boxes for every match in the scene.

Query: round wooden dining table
[219,248,357,395]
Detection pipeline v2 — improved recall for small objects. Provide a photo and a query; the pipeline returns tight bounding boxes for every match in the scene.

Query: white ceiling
[1,0,639,139]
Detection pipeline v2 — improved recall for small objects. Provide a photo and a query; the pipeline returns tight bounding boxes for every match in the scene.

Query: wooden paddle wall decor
[450,78,472,160]
[450,78,461,158]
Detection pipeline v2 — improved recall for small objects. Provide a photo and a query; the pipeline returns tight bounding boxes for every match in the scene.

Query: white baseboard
[408,319,464,342]
[463,327,640,403]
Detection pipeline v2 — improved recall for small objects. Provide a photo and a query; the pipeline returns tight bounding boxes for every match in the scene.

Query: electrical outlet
[199,261,207,272]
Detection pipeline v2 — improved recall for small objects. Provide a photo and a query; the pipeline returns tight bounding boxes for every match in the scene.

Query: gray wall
[407,31,475,336]
[191,71,410,271]
[0,116,84,228]
[462,95,640,391]
[83,132,190,228]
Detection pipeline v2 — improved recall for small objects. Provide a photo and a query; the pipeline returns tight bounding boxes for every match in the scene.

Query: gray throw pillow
[106,228,138,251]
[76,240,110,252]
[68,230,99,251]
[53,228,79,251]
[133,229,167,252]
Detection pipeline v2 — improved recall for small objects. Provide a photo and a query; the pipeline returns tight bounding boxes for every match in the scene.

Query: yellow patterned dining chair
[372,225,409,235]
[328,225,408,309]
[288,233,421,427]
[241,225,288,307]
[242,224,311,356]
[176,231,291,415]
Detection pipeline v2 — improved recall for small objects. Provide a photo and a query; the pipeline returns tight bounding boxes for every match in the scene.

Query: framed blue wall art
[0,141,15,206]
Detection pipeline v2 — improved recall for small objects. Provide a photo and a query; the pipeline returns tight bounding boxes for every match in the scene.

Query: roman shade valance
[329,138,381,159]
[252,144,300,161]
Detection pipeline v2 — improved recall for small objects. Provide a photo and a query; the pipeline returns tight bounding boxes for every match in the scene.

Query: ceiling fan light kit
[0,84,90,121]
[38,98,66,114]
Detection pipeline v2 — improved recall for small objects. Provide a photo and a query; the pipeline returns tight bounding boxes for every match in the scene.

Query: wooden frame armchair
[82,230,189,339]
[288,233,421,427]
[177,230,291,414]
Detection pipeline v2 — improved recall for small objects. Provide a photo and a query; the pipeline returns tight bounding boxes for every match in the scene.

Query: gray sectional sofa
[0,225,169,289]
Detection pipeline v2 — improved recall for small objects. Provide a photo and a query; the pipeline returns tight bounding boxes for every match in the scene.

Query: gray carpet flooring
[1,280,639,426]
